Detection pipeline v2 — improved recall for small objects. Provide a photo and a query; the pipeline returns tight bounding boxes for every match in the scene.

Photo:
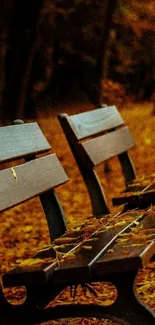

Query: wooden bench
[1,119,155,325]
[58,105,155,212]
[0,120,68,318]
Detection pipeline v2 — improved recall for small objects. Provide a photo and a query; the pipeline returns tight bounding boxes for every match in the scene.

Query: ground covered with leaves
[0,101,155,324]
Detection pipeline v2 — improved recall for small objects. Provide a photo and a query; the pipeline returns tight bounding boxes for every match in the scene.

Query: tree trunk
[1,0,43,122]
[97,0,118,106]
[63,0,118,108]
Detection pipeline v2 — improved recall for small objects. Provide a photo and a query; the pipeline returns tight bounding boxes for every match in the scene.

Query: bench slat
[0,123,51,163]
[78,126,135,167]
[94,212,155,276]
[113,187,155,207]
[0,154,68,212]
[61,106,124,141]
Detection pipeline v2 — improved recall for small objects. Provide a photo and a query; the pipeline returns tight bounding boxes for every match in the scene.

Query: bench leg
[1,273,154,325]
[0,283,66,325]
[25,270,155,325]
[25,283,66,310]
[0,284,10,309]
[99,270,155,325]
[25,271,155,325]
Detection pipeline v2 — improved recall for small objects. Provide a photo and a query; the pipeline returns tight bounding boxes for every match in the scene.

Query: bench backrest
[0,121,68,240]
[58,106,136,217]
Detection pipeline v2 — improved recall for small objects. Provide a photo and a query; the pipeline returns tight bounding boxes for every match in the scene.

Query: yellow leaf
[19,258,44,268]
[11,167,17,181]
[107,249,114,253]
[144,138,151,145]
[23,225,33,233]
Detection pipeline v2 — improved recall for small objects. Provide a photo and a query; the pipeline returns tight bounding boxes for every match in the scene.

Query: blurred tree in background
[111,0,155,100]
[0,0,154,121]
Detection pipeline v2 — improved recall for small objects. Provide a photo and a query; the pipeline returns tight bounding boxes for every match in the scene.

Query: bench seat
[3,210,155,286]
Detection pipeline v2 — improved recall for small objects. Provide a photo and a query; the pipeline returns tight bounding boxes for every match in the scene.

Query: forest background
[0,0,155,120]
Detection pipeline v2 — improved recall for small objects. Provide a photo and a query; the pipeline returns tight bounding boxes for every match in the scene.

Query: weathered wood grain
[60,106,124,141]
[78,126,135,167]
[0,154,68,212]
[0,122,51,163]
